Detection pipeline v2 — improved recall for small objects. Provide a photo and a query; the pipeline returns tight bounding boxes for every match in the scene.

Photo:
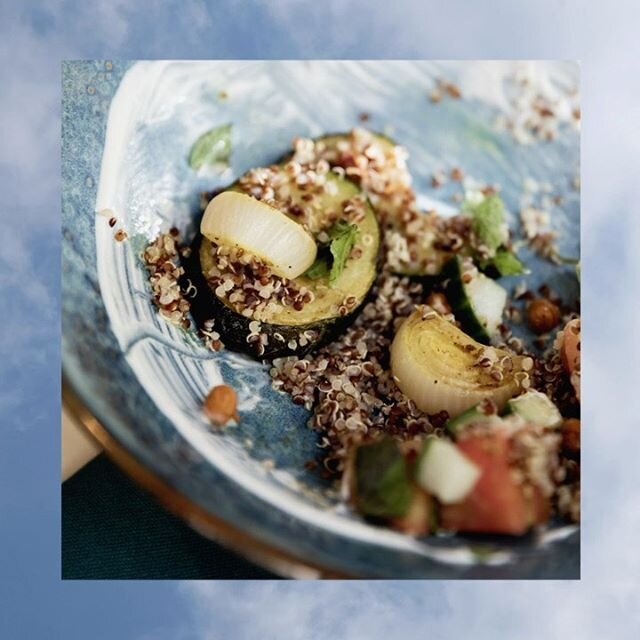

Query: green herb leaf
[489,249,526,276]
[466,193,506,254]
[354,437,412,518]
[328,221,358,283]
[304,256,330,280]
[303,221,358,285]
[188,124,232,170]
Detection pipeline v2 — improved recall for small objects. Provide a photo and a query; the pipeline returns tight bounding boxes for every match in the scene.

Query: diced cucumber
[505,390,563,428]
[353,437,412,518]
[443,256,507,344]
[416,438,481,505]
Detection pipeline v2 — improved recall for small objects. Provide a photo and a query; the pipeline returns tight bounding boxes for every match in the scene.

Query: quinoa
[202,242,312,321]
[291,129,441,275]
[142,229,192,328]
[520,206,561,263]
[270,271,439,473]
[555,482,580,523]
[509,422,561,498]
[532,342,580,417]
[494,65,580,144]
[429,78,462,103]
[292,128,414,227]
[233,160,365,235]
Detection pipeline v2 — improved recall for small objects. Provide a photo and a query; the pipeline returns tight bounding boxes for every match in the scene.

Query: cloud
[179,578,639,640]
[1,1,639,637]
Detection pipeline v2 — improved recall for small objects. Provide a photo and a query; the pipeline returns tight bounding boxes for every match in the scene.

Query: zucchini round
[188,165,380,359]
[300,131,453,278]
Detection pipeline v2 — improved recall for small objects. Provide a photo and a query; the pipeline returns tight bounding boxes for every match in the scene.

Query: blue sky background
[1,0,640,638]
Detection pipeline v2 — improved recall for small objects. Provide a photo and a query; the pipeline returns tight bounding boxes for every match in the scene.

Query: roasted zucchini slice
[187,164,380,359]
[300,131,453,278]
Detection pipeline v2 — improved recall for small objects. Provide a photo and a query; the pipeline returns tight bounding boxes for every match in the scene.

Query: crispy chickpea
[203,384,239,426]
[527,298,560,334]
[562,418,580,454]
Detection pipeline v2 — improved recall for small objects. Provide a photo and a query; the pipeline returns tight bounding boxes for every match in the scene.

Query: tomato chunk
[440,432,546,535]
[560,318,580,376]
[558,318,581,400]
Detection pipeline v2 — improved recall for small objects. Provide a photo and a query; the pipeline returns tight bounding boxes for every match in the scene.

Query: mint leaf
[188,124,232,170]
[304,255,330,280]
[490,249,525,276]
[466,194,506,254]
[354,437,412,518]
[328,221,358,283]
[303,221,358,285]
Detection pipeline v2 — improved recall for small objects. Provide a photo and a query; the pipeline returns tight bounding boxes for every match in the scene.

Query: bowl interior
[63,60,580,577]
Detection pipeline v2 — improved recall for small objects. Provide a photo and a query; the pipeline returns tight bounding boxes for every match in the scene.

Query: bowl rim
[62,376,349,579]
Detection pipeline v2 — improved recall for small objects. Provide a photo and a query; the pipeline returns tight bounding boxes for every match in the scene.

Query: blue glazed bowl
[62,60,579,578]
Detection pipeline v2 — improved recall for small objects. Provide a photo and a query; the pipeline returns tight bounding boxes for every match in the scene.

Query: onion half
[200,191,317,279]
[390,309,525,417]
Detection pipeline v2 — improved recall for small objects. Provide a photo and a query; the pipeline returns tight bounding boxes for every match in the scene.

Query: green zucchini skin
[442,256,492,345]
[181,234,373,360]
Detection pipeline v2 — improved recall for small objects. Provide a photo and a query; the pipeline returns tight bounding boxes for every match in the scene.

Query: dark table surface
[62,455,277,579]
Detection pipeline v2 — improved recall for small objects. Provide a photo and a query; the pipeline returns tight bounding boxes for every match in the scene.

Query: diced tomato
[390,488,432,536]
[440,432,548,535]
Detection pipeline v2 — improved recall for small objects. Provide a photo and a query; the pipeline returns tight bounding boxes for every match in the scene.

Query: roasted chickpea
[527,298,560,334]
[203,384,239,426]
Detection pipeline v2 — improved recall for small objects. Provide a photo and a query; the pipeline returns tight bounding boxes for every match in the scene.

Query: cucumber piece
[443,256,507,344]
[416,438,481,505]
[190,165,380,359]
[505,390,563,428]
[353,437,412,519]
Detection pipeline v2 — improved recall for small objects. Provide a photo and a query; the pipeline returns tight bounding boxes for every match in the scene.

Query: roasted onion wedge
[390,308,526,417]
